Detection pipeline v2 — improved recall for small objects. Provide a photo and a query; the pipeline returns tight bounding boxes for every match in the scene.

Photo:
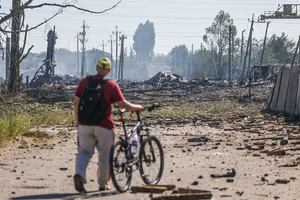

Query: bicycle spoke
[109,140,132,192]
[139,136,164,184]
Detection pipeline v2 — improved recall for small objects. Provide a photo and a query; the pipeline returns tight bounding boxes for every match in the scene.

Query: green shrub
[0,102,75,145]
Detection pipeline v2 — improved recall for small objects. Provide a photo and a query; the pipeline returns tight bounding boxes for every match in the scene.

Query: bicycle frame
[110,105,163,192]
[117,110,154,161]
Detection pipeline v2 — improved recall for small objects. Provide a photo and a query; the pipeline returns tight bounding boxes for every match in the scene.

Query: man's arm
[74,96,80,125]
[116,99,143,111]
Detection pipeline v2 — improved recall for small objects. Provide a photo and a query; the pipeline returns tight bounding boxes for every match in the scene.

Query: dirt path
[1,123,299,200]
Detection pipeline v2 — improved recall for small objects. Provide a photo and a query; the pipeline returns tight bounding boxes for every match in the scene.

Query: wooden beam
[131,186,167,193]
[151,193,212,200]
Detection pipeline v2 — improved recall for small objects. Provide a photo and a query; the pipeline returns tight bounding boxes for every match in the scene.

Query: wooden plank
[131,186,167,193]
[151,193,213,200]
[285,67,299,115]
[276,67,290,112]
[270,66,284,110]
[146,184,176,190]
[296,75,300,116]
[178,187,211,194]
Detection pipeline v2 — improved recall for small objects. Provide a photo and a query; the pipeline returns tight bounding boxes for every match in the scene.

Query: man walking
[73,57,142,192]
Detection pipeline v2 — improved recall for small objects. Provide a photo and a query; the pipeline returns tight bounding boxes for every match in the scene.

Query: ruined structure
[268,38,300,116]
[29,27,57,87]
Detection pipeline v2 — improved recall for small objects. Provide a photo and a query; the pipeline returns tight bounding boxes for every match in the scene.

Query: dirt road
[1,122,299,200]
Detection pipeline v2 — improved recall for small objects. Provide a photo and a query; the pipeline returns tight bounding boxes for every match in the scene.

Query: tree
[267,33,296,64]
[169,45,188,76]
[133,20,155,63]
[191,47,213,78]
[0,0,121,93]
[203,10,237,79]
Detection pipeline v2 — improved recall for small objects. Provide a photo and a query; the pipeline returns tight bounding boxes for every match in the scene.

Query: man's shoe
[73,174,86,192]
[99,184,111,191]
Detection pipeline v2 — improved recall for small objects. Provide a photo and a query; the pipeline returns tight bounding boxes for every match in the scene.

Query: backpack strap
[97,78,109,85]
[87,76,94,87]
[87,76,109,87]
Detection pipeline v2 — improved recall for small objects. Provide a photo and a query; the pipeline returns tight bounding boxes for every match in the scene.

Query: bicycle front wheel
[109,139,132,192]
[139,135,164,184]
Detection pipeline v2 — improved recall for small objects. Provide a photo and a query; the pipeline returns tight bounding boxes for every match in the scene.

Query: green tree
[266,33,295,64]
[191,47,213,78]
[203,10,237,79]
[169,45,188,76]
[133,20,155,63]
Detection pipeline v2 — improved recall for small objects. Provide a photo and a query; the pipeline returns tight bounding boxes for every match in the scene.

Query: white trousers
[75,125,114,186]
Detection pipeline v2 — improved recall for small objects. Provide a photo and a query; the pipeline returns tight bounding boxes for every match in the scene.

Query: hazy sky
[1,0,300,56]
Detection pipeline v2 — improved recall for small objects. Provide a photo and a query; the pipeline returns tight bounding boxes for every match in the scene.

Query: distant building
[85,48,111,74]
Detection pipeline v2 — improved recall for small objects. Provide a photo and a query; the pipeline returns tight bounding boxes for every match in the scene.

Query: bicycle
[109,105,164,193]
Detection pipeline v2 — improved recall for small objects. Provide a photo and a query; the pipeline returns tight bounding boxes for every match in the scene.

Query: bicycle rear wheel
[109,139,132,192]
[139,135,164,184]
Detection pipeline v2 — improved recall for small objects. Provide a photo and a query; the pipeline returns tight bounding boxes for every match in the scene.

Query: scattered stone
[191,181,198,185]
[226,179,234,183]
[211,168,236,178]
[280,139,288,146]
[275,179,290,184]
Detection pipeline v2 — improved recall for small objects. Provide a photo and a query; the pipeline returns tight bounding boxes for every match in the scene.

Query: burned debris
[29,27,58,88]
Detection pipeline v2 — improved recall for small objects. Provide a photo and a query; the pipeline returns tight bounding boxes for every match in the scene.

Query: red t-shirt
[75,74,125,130]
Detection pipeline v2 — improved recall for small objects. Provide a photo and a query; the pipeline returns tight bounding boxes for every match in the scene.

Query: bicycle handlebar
[113,104,161,116]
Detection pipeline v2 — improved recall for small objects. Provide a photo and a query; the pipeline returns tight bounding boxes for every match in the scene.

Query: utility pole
[232,30,234,79]
[76,32,79,77]
[242,14,254,81]
[228,25,232,81]
[101,40,107,57]
[211,42,214,79]
[6,37,10,81]
[247,27,253,78]
[240,30,245,79]
[112,26,122,80]
[191,44,193,77]
[260,21,270,66]
[79,20,88,78]
[108,35,115,79]
[200,43,202,70]
[119,34,127,80]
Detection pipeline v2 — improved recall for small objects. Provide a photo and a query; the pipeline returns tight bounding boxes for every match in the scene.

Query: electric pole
[240,30,245,78]
[112,26,122,80]
[79,20,88,78]
[191,44,193,78]
[229,25,232,81]
[242,14,254,81]
[76,32,79,77]
[101,40,107,57]
[108,35,115,79]
[260,21,270,66]
[211,42,214,79]
[119,34,127,80]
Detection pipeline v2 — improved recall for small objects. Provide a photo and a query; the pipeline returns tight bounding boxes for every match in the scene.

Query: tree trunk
[8,0,22,93]
[217,48,223,78]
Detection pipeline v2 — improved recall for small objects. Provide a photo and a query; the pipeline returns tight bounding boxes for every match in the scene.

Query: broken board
[285,67,300,115]
[270,66,283,110]
[276,67,290,112]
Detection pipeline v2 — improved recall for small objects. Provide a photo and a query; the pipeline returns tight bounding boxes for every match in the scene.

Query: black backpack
[78,76,108,125]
